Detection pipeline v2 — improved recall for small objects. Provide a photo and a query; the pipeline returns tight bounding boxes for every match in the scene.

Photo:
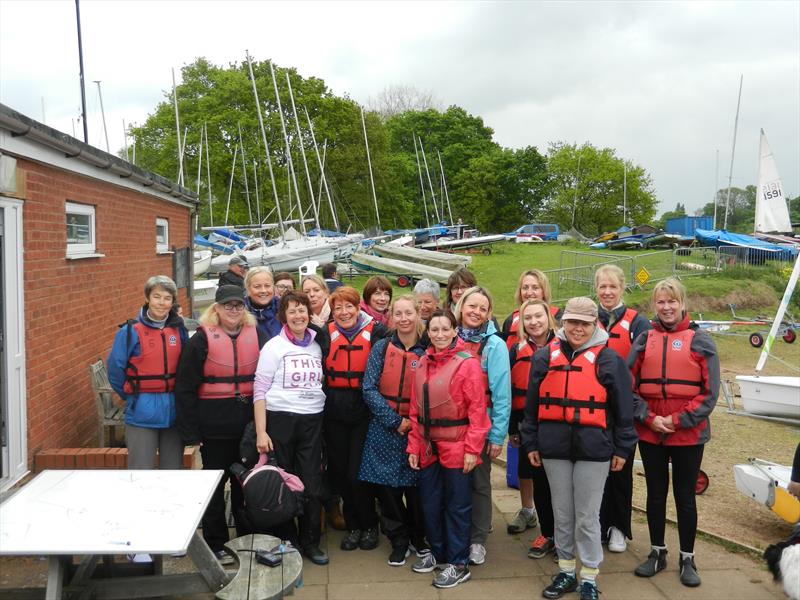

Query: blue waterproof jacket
[107,307,189,428]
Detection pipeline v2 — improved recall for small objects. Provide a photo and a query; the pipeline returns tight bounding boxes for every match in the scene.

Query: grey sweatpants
[543,458,609,569]
[125,424,184,469]
[470,444,492,544]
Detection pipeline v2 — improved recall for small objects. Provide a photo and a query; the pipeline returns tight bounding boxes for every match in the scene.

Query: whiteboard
[0,469,222,555]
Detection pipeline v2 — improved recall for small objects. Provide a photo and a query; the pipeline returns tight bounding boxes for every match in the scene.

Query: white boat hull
[733,459,800,523]
[193,279,217,309]
[193,250,212,277]
[375,243,471,270]
[735,375,800,419]
[351,253,453,284]
[210,239,335,273]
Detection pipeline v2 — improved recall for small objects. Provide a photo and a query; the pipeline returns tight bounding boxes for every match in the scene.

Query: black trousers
[324,417,377,530]
[200,438,250,553]
[599,453,634,539]
[267,410,324,549]
[639,441,705,553]
[373,484,426,550]
[532,463,555,539]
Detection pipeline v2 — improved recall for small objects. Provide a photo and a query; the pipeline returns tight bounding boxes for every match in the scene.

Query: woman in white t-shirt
[253,291,329,566]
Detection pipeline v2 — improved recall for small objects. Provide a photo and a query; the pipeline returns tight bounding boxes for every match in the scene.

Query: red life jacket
[325,321,376,389]
[197,325,260,400]
[505,305,560,350]
[124,321,182,394]
[378,342,421,417]
[638,328,704,403]
[600,307,638,359]
[414,351,473,442]
[462,336,493,408]
[510,341,534,410]
[538,339,608,428]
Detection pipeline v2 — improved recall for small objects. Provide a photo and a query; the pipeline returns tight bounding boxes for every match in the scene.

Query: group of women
[108,262,719,597]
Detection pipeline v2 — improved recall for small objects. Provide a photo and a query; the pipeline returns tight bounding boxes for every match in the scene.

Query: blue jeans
[419,461,471,566]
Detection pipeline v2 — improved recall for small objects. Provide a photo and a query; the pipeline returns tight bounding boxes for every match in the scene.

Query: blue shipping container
[665,216,713,236]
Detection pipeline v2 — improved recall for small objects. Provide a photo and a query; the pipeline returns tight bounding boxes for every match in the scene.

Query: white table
[0,469,229,599]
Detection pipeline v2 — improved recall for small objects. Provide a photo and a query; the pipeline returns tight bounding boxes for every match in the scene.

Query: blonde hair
[652,277,687,310]
[454,286,494,325]
[245,266,273,290]
[517,299,556,344]
[301,274,328,296]
[594,264,626,289]
[199,303,257,328]
[391,294,425,336]
[515,270,551,306]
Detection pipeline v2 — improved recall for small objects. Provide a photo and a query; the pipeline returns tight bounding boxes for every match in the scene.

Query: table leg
[46,556,68,600]
[187,530,230,592]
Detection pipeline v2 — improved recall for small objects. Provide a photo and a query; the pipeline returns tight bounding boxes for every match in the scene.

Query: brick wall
[19,158,193,460]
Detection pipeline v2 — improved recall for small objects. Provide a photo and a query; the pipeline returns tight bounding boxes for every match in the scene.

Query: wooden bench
[217,534,303,600]
[89,358,125,447]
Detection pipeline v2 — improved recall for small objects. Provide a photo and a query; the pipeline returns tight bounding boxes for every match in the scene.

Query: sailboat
[754,129,793,237]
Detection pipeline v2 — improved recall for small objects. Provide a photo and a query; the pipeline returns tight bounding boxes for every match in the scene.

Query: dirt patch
[688,284,778,313]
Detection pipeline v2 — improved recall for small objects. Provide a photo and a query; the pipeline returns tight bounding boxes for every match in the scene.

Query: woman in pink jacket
[407,309,490,589]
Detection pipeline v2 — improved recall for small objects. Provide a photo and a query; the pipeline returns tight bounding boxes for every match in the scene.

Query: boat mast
[269,62,306,236]
[74,0,88,143]
[195,127,203,195]
[418,136,441,223]
[237,122,253,225]
[413,135,431,228]
[252,158,261,226]
[224,145,239,225]
[286,73,321,233]
[246,52,285,238]
[122,119,129,161]
[304,107,338,231]
[723,74,743,230]
[204,123,214,226]
[755,253,800,373]
[361,106,380,229]
[171,68,185,186]
[622,162,627,226]
[437,150,454,225]
[93,81,110,153]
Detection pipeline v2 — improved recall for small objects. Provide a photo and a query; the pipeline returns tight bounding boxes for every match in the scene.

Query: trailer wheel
[783,329,796,344]
[749,333,764,348]
[396,276,411,288]
[482,247,492,255]
[695,470,709,495]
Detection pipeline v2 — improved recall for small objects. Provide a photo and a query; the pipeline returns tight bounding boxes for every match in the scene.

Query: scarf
[282,325,313,347]
[457,325,480,341]
[360,299,389,326]
[310,301,331,328]
[245,296,281,338]
[335,312,369,340]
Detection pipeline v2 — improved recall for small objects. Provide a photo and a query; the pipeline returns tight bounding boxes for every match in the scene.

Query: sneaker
[432,564,471,588]
[340,529,361,551]
[507,508,538,534]
[359,527,379,550]
[412,552,443,573]
[468,543,486,565]
[528,535,555,559]
[579,581,599,600]
[213,549,235,566]
[127,553,153,564]
[542,571,578,599]
[388,546,411,567]
[607,526,627,553]
[303,545,329,566]
[679,556,701,587]
[634,548,667,577]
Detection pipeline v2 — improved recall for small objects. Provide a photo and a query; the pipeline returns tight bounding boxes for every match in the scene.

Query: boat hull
[733,459,800,523]
[374,243,471,270]
[351,253,453,284]
[193,250,212,277]
[735,375,800,419]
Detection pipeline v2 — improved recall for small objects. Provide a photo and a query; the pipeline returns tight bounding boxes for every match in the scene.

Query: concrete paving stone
[325,542,421,584]
[292,583,328,599]
[650,567,783,599]
[328,579,440,600]
[595,571,671,599]
[435,574,549,599]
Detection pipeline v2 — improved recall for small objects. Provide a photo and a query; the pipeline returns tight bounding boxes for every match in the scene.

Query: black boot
[634,548,667,577]
[679,556,701,587]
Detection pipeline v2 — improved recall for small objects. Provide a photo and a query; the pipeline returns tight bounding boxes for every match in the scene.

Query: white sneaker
[468,543,486,565]
[608,527,627,553]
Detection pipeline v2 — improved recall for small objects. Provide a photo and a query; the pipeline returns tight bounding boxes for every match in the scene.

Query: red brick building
[0,104,197,490]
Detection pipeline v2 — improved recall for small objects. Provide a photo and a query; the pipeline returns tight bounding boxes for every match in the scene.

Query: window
[66,202,95,256]
[156,218,169,253]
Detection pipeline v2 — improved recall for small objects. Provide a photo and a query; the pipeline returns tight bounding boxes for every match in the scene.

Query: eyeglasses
[275,284,293,291]
[222,302,246,312]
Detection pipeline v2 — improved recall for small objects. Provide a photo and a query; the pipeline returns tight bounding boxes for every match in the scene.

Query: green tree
[699,186,756,231]
[543,142,657,236]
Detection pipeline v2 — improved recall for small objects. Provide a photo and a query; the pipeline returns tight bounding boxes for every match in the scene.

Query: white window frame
[156,217,170,253]
[65,201,96,257]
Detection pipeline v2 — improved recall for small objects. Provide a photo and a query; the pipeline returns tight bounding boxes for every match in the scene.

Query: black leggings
[639,441,705,553]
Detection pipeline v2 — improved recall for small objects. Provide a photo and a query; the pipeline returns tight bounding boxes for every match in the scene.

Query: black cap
[215,285,245,304]
[229,256,250,268]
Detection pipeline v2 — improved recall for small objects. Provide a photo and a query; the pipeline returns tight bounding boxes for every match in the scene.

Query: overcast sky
[1,0,798,216]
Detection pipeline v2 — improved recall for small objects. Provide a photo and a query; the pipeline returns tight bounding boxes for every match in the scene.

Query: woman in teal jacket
[108,275,188,470]
[454,286,511,566]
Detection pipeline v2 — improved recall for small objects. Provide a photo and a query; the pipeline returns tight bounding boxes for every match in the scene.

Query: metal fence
[546,245,795,303]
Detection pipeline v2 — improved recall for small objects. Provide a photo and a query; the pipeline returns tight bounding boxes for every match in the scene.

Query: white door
[0,197,27,491]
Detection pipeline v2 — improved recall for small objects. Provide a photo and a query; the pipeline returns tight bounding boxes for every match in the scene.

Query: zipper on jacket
[660,336,668,400]
[160,330,169,392]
